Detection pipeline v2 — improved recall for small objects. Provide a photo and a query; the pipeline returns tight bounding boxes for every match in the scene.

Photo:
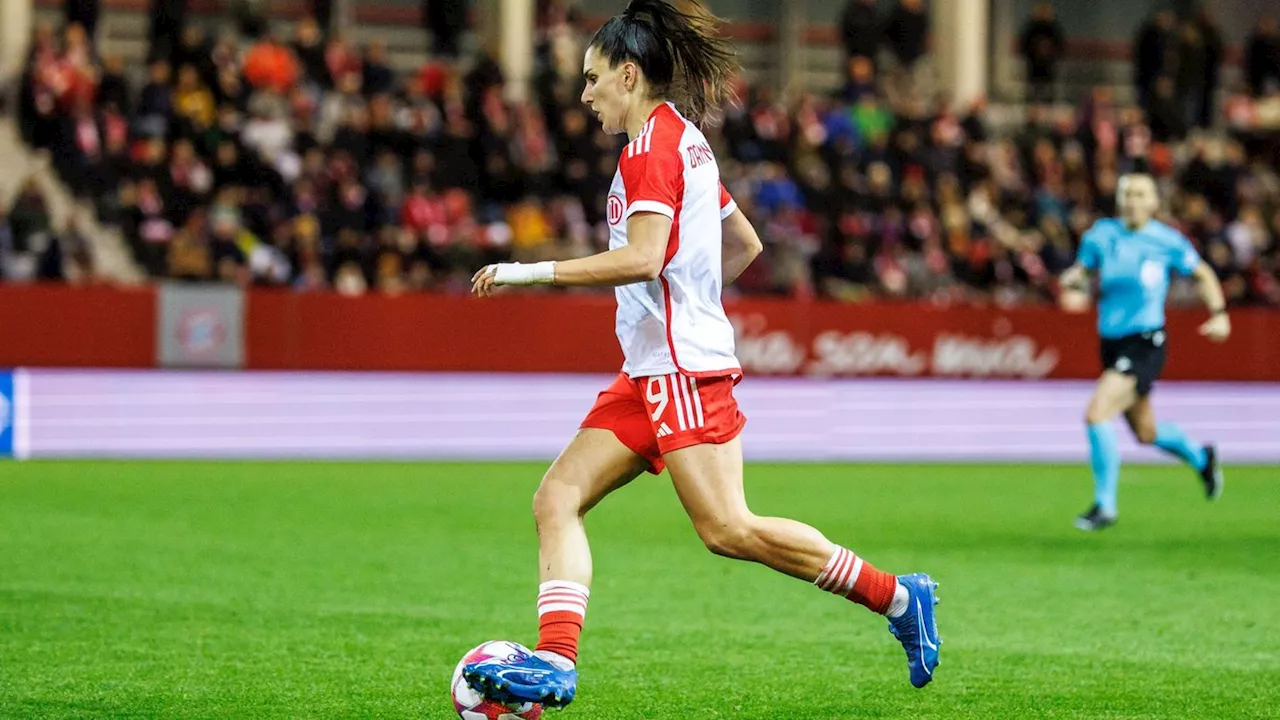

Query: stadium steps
[0,117,147,284]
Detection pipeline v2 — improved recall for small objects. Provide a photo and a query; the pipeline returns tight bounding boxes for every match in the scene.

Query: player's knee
[1085,405,1110,426]
[532,476,581,528]
[695,517,758,560]
[1134,425,1157,445]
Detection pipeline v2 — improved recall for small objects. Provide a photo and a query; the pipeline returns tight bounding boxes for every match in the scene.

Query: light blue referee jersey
[1075,218,1202,339]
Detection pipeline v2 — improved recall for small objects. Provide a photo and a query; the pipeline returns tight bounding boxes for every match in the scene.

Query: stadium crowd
[4,1,1280,307]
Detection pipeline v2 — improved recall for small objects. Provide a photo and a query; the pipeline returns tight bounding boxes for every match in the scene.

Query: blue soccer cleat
[463,652,578,708]
[887,573,941,688]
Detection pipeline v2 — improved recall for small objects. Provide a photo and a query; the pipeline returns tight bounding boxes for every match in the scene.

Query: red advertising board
[721,299,1278,382]
[246,290,622,372]
[0,285,1275,381]
[0,284,156,368]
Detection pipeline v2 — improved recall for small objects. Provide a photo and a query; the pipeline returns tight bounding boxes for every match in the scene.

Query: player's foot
[887,573,940,688]
[463,653,577,708]
[1199,444,1224,501]
[1074,504,1117,531]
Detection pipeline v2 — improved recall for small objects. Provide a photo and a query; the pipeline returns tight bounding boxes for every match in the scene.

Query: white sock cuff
[815,546,864,595]
[538,580,590,618]
[814,547,845,587]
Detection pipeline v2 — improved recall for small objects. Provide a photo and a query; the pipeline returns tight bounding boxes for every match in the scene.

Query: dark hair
[589,0,739,126]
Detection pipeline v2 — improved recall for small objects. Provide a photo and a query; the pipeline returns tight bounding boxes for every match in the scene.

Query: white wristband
[493,261,556,286]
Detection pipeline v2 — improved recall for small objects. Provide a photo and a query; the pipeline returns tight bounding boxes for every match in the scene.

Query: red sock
[814,546,897,614]
[535,580,589,664]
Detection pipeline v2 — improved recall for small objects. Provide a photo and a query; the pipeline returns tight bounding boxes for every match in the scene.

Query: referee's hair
[1117,172,1158,196]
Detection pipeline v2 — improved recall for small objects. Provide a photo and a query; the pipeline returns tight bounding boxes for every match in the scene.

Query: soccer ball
[450,641,544,720]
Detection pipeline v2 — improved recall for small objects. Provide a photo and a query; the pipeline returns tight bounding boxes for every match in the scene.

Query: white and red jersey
[606,102,740,379]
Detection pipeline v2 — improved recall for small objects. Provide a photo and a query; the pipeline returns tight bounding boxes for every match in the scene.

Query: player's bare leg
[1125,395,1222,500]
[464,428,647,707]
[663,437,940,687]
[663,437,831,579]
[532,428,647,666]
[1086,370,1139,426]
[1078,371,1138,529]
[534,428,649,586]
[1123,396,1158,445]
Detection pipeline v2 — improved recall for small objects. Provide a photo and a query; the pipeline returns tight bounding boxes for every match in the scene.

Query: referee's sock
[1087,422,1120,515]
[1154,421,1208,471]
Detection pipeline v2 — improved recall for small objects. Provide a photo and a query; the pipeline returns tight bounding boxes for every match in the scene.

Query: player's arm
[551,212,670,286]
[1059,263,1091,293]
[721,208,762,285]
[470,214,669,295]
[1062,226,1102,292]
[1190,260,1231,342]
[473,142,683,296]
[1060,225,1104,296]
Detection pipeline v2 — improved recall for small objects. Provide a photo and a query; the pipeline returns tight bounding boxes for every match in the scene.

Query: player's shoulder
[652,102,696,144]
[1145,219,1187,244]
[1085,217,1121,239]
[621,104,688,161]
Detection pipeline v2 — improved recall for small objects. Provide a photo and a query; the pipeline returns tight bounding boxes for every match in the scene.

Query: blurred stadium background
[1,0,1279,460]
[1,1,1279,717]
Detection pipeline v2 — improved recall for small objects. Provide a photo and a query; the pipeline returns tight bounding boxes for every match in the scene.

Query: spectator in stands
[1245,15,1280,97]
[12,12,1280,308]
[1134,11,1177,115]
[312,0,332,37]
[1148,75,1186,142]
[839,0,881,71]
[424,0,468,59]
[1191,8,1224,128]
[147,0,187,64]
[242,29,300,94]
[362,40,395,97]
[97,53,130,113]
[231,0,268,38]
[172,24,214,87]
[173,64,215,129]
[840,55,878,104]
[1018,2,1064,106]
[64,0,99,42]
[881,0,929,103]
[1175,19,1210,131]
[325,33,363,92]
[292,17,329,89]
[166,138,213,226]
[0,208,13,281]
[135,60,173,137]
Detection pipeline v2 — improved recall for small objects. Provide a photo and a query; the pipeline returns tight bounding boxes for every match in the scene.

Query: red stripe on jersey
[619,103,742,380]
[658,116,686,371]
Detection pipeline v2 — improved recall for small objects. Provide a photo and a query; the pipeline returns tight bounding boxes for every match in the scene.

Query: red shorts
[580,372,747,475]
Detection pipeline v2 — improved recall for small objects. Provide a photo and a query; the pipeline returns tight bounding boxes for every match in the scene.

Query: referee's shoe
[1199,444,1224,501]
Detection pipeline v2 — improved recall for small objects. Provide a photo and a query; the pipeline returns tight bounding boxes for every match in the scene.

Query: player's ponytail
[590,0,739,126]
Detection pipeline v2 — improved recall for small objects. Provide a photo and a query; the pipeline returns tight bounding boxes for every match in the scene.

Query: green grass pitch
[1,461,1278,719]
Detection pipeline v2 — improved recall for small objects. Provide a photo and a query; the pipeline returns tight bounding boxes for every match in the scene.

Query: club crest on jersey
[607,194,624,225]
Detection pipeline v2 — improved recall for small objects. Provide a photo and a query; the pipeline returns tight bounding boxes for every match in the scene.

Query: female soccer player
[463,0,940,707]
[1060,173,1230,531]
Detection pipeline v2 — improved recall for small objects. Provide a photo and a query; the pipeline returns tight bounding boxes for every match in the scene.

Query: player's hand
[471,265,499,297]
[1059,265,1089,293]
[1198,313,1231,343]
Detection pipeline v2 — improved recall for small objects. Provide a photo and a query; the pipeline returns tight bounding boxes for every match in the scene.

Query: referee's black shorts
[1099,328,1168,397]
